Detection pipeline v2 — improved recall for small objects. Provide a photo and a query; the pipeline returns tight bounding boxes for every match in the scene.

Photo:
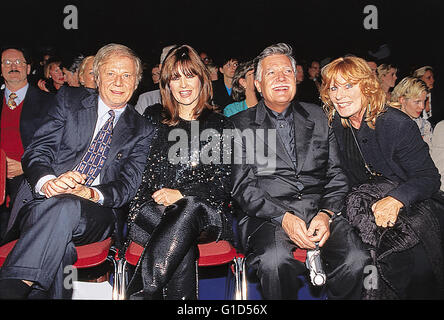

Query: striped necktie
[75,110,116,186]
[7,93,18,110]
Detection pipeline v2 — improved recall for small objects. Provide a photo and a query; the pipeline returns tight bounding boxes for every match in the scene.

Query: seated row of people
[0,43,442,300]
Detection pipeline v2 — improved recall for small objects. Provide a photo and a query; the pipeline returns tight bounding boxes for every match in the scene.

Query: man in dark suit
[0,43,155,299]
[231,43,371,299]
[0,46,54,241]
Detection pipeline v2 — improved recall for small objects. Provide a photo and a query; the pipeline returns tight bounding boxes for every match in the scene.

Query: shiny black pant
[133,198,221,300]
[239,215,372,299]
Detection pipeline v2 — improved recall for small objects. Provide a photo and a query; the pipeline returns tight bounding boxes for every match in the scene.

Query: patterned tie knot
[7,92,18,110]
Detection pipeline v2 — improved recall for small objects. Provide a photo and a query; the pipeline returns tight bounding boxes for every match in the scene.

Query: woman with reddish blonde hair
[320,56,386,129]
[320,56,443,299]
[125,45,234,300]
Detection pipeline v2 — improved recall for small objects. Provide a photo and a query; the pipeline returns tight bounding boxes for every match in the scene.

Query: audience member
[223,60,258,117]
[412,66,441,126]
[0,46,54,242]
[212,55,238,110]
[431,120,444,192]
[28,49,53,86]
[199,51,213,65]
[135,44,177,115]
[296,63,304,84]
[231,43,370,300]
[0,43,155,299]
[297,60,321,105]
[78,55,96,89]
[206,62,219,81]
[126,45,233,300]
[321,56,443,299]
[366,60,378,75]
[38,57,66,93]
[389,76,433,148]
[376,63,397,100]
[150,64,160,87]
[62,54,84,87]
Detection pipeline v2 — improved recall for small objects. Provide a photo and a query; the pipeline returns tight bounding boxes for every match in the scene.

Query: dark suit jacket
[332,106,441,207]
[231,100,349,229]
[1,85,54,150]
[6,86,155,235]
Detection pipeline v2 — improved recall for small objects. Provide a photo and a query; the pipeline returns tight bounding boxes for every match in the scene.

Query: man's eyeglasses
[2,59,27,67]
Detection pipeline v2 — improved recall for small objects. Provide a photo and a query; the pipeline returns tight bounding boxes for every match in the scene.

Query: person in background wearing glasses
[0,46,54,244]
[212,54,239,110]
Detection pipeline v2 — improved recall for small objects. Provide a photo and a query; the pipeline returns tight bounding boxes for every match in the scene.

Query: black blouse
[128,104,234,241]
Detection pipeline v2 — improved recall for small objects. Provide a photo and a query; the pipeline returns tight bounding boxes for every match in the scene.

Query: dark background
[1,0,443,83]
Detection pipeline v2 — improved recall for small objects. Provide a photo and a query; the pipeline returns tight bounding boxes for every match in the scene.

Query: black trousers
[130,197,222,300]
[0,195,115,298]
[240,215,372,299]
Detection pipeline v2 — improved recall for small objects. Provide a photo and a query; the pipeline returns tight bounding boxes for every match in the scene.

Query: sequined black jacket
[128,104,234,242]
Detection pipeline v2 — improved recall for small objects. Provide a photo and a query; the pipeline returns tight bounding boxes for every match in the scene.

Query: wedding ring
[387,221,395,227]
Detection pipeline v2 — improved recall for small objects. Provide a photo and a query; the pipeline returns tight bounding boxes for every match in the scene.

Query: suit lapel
[74,93,98,165]
[292,102,315,173]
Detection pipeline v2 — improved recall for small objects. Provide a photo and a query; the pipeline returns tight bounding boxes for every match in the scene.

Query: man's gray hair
[93,43,143,86]
[255,43,297,82]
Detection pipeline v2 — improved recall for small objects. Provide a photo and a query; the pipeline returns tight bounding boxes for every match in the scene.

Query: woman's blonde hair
[376,63,397,80]
[78,55,94,84]
[412,66,433,78]
[320,56,387,128]
[389,76,429,109]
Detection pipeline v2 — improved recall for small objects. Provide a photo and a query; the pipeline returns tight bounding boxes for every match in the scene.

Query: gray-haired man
[231,43,371,299]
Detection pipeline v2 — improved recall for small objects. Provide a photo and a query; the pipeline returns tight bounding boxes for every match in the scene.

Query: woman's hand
[37,79,49,92]
[152,188,183,206]
[371,196,404,228]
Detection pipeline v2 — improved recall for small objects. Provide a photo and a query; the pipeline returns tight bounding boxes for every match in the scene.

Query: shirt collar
[98,96,126,123]
[265,103,293,120]
[5,83,29,105]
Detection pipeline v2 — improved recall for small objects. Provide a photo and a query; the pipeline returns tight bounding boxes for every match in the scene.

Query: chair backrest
[0,149,6,205]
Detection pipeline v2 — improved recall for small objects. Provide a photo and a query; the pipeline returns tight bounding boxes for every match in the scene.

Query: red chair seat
[293,248,307,262]
[73,238,113,268]
[0,238,113,269]
[124,240,244,267]
[0,240,18,267]
[198,240,241,266]
[125,241,144,266]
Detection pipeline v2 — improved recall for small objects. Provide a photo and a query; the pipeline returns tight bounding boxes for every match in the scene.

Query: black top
[129,104,234,241]
[332,107,440,207]
[342,125,372,186]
